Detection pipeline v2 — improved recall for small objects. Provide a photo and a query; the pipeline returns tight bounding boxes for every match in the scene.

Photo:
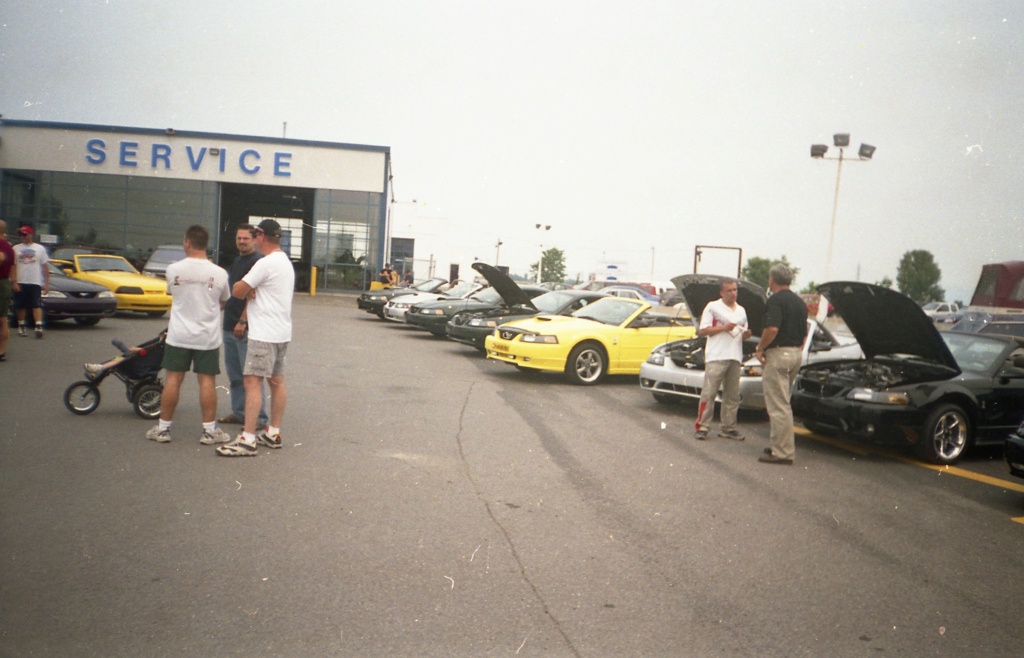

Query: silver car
[639,274,862,409]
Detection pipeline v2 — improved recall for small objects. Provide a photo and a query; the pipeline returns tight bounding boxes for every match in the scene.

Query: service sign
[0,123,387,193]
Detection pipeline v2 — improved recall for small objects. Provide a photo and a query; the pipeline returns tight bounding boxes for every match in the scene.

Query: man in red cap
[12,225,49,339]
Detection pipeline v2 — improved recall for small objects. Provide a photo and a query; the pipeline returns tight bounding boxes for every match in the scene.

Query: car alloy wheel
[917,403,970,465]
[565,342,606,385]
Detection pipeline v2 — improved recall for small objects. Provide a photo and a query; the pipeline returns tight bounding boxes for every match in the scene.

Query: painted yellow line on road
[796,427,1024,494]
[1013,517,1024,525]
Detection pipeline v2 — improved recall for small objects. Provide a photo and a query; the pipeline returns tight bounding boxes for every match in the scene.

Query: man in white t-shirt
[217,218,295,457]
[695,278,751,441]
[12,226,49,338]
[145,225,231,445]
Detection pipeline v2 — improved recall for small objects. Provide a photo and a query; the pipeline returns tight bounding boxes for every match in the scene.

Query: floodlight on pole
[810,133,876,280]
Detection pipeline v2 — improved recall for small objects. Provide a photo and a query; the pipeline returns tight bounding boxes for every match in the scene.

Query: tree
[741,255,799,290]
[530,247,566,283]
[800,280,819,294]
[875,276,893,289]
[896,250,944,302]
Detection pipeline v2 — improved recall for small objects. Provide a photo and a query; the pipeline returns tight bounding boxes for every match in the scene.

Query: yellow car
[485,296,696,384]
[56,255,172,317]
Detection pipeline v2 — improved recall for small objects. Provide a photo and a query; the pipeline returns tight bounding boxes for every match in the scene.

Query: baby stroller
[63,330,167,419]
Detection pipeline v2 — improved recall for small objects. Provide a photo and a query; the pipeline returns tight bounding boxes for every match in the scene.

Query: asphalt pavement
[1,296,1023,657]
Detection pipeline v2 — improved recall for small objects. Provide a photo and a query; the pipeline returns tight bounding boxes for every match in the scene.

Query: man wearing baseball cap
[217,218,295,457]
[12,225,49,339]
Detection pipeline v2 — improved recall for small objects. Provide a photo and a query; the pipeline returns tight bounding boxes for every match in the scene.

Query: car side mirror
[62,267,74,275]
[630,316,654,329]
[810,340,832,352]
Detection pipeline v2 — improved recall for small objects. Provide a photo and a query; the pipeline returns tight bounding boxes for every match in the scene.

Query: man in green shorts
[145,225,231,444]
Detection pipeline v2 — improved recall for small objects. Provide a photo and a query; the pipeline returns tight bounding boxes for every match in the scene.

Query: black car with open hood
[447,263,608,351]
[792,282,1024,464]
[406,263,548,336]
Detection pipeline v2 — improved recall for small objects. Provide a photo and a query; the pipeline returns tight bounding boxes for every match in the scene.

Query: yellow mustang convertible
[56,254,173,316]
[485,296,696,385]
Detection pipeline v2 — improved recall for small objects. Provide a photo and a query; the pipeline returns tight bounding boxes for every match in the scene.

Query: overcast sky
[2,1,1021,301]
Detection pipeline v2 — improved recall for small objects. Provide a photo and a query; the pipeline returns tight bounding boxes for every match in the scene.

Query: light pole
[811,134,875,280]
[494,239,503,266]
[535,223,551,284]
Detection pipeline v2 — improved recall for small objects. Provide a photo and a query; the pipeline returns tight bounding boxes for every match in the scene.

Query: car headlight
[419,308,445,315]
[742,364,763,377]
[520,334,558,344]
[116,286,144,295]
[143,271,159,278]
[847,388,910,405]
[98,291,115,299]
[43,290,68,298]
[646,353,666,366]
[469,318,497,328]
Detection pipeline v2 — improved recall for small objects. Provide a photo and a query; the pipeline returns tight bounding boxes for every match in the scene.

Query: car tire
[564,342,607,385]
[916,403,970,465]
[652,392,681,405]
[146,311,166,318]
[132,382,163,420]
[64,381,101,415]
[74,317,101,326]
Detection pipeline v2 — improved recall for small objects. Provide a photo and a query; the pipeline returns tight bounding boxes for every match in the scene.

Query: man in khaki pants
[754,264,807,465]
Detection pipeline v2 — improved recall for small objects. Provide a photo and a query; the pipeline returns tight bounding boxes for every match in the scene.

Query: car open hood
[472,262,536,310]
[670,274,767,335]
[817,281,959,369]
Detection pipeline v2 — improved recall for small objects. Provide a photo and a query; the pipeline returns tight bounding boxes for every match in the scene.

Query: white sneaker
[146,425,171,443]
[84,363,104,376]
[200,427,232,445]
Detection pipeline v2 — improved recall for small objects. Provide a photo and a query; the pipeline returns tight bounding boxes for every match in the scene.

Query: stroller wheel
[64,381,101,415]
[132,382,163,420]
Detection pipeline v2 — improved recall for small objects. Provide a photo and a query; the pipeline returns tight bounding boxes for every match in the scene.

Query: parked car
[791,282,1024,465]
[1006,417,1024,480]
[447,263,608,352]
[949,309,1024,338]
[485,296,696,385]
[55,254,172,317]
[800,293,834,318]
[382,280,483,323]
[356,277,450,319]
[922,301,961,324]
[406,280,547,337]
[600,285,660,304]
[639,274,862,408]
[42,262,118,325]
[142,244,187,278]
[50,245,116,261]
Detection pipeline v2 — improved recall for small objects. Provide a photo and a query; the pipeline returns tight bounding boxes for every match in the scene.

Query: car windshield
[471,287,501,304]
[572,297,642,326]
[412,278,447,292]
[148,247,185,264]
[446,281,479,298]
[941,332,1010,373]
[78,256,136,273]
[532,291,575,313]
[922,302,941,311]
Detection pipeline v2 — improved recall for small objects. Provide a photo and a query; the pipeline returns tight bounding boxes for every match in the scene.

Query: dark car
[43,262,118,325]
[447,263,608,351]
[406,272,547,337]
[949,310,1024,338]
[1006,418,1024,480]
[356,277,449,318]
[791,282,1024,465]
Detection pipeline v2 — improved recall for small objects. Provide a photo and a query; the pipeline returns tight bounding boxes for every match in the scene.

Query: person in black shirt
[755,264,808,465]
[219,224,268,428]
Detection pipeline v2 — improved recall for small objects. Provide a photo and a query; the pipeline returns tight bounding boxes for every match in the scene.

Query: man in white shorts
[217,218,295,457]
[694,278,751,441]
[145,225,232,444]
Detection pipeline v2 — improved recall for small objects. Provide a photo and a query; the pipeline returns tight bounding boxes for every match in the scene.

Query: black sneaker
[35,327,43,339]
[718,429,745,441]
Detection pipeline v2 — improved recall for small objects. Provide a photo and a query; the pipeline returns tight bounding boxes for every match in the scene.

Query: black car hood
[472,262,536,310]
[50,272,108,293]
[817,281,959,370]
[670,274,767,335]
